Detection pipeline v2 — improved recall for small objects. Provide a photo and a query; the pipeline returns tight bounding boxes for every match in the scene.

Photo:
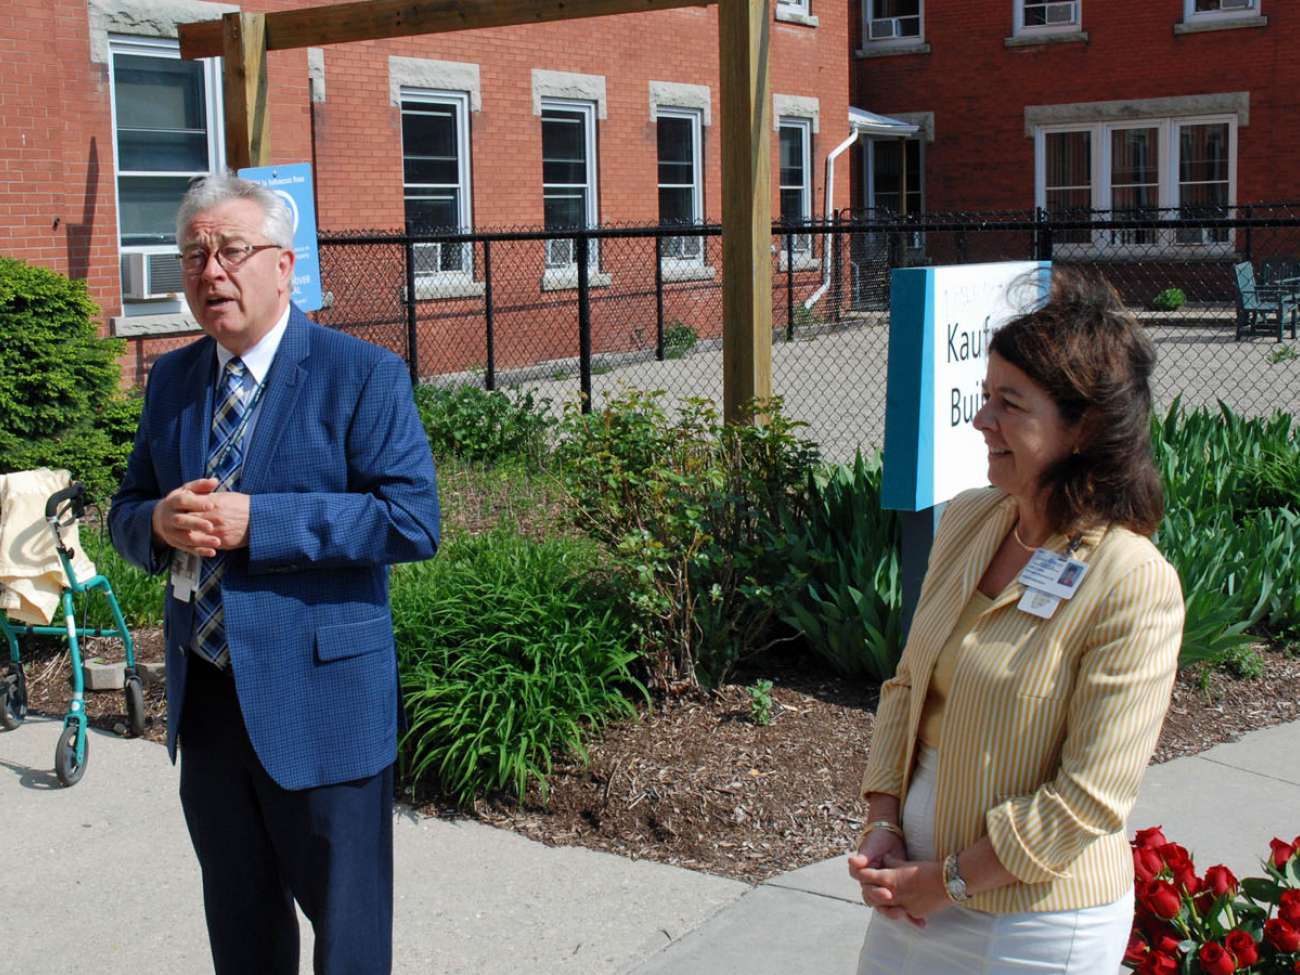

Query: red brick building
[851,0,1298,222]
[2,0,858,383]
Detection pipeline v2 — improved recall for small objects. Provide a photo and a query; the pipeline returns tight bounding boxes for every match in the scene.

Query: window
[541,100,598,270]
[869,138,924,249]
[400,90,473,281]
[1185,0,1258,21]
[865,0,922,44]
[1035,116,1237,253]
[108,36,223,300]
[777,0,811,15]
[1014,0,1080,34]
[657,109,703,265]
[779,118,813,260]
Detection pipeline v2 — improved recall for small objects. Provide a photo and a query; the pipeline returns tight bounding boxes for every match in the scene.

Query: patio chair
[1233,261,1299,342]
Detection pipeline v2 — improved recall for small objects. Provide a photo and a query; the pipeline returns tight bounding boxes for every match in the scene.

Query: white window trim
[107,34,224,318]
[775,0,819,27]
[399,87,476,297]
[863,0,924,47]
[1183,0,1260,24]
[778,117,817,269]
[1033,114,1238,258]
[541,97,600,274]
[656,107,706,271]
[1014,0,1081,37]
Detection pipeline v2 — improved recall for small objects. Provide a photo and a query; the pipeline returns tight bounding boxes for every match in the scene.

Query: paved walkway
[4,715,1297,974]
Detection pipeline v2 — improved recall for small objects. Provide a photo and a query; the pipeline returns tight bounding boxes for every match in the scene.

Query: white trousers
[856,746,1133,975]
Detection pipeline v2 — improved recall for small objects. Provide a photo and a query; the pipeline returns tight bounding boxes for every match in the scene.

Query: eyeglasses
[178,243,281,275]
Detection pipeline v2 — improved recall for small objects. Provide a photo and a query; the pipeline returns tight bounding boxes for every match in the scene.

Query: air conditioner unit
[1219,0,1253,9]
[869,17,900,39]
[121,252,184,300]
[1045,2,1077,25]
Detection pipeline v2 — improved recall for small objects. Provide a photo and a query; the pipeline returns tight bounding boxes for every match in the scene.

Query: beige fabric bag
[0,468,98,626]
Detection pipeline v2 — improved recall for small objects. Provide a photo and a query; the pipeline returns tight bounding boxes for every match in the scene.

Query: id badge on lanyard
[1016,536,1089,619]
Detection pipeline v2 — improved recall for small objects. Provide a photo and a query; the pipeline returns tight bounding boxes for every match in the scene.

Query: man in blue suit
[110,173,439,974]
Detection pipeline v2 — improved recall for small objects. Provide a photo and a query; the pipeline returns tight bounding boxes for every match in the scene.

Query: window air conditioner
[1219,0,1253,9]
[1045,2,1077,25]
[121,252,184,300]
[869,17,900,39]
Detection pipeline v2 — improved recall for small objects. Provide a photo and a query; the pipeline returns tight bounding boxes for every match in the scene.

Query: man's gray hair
[176,171,295,248]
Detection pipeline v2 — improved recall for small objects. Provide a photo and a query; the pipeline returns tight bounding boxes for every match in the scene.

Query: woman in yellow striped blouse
[849,271,1185,974]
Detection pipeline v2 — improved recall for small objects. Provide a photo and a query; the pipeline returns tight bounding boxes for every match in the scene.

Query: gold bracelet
[863,820,905,840]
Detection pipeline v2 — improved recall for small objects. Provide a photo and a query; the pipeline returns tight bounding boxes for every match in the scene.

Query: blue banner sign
[238,163,323,313]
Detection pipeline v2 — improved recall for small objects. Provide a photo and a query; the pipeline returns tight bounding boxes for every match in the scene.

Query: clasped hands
[847,829,951,927]
[152,477,249,557]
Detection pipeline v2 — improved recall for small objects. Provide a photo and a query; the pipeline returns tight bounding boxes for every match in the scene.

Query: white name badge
[1017,548,1090,601]
[1017,587,1061,619]
[171,551,199,603]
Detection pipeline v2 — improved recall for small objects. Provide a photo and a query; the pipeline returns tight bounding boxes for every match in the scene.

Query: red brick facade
[1,0,851,385]
[851,0,1299,214]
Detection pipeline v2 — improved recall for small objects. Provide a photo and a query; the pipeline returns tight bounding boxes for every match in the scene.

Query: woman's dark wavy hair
[989,268,1164,537]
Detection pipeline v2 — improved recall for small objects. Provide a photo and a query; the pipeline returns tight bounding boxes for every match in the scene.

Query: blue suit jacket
[109,307,440,790]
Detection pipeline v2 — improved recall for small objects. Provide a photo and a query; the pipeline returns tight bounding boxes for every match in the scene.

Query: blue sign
[882,261,1050,512]
[238,163,323,312]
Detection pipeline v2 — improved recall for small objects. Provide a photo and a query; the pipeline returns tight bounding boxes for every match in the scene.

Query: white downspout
[804,127,862,310]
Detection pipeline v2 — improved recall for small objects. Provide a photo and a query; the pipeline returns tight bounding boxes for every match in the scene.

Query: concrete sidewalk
[4,715,1298,974]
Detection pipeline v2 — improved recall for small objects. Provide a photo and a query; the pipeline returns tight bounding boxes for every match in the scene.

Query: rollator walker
[1,483,143,786]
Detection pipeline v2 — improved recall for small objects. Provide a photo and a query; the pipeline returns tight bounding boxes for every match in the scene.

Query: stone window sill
[775,7,819,28]
[541,267,613,292]
[854,42,931,59]
[1174,15,1267,34]
[407,276,486,301]
[110,312,201,337]
[1004,30,1088,47]
[660,262,716,282]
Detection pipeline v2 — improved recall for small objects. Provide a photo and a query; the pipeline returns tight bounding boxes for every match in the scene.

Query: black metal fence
[315,205,1300,461]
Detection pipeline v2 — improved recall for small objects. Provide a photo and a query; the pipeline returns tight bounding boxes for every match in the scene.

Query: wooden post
[222,12,270,170]
[718,0,772,425]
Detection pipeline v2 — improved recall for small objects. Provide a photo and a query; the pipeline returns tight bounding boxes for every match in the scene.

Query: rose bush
[1124,827,1300,974]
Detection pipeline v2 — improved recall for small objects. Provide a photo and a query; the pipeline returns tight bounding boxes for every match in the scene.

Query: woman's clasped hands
[848,831,951,927]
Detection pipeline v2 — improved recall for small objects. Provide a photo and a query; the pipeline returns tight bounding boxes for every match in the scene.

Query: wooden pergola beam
[180,0,714,59]
[222,13,271,170]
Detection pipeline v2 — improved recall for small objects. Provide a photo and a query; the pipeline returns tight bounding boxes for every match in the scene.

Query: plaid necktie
[192,357,249,670]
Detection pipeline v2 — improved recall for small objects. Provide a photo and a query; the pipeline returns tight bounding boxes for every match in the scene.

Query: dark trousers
[179,656,394,975]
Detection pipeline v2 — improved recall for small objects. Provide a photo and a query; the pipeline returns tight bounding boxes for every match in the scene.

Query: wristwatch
[942,853,972,904]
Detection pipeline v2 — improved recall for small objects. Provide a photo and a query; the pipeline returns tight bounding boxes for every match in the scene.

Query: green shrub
[413,383,555,466]
[773,452,903,681]
[663,321,698,359]
[555,390,818,689]
[392,529,643,806]
[75,525,166,630]
[1151,287,1186,311]
[0,259,132,503]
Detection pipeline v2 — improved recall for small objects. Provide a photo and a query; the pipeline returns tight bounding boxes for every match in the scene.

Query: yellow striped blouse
[860,487,1185,912]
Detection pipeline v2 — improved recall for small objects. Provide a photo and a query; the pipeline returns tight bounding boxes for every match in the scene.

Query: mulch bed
[12,629,1300,884]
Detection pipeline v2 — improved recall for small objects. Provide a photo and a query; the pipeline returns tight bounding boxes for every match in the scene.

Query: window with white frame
[869,138,924,249]
[779,118,813,259]
[541,99,599,270]
[777,0,811,16]
[1015,0,1080,35]
[657,108,703,264]
[1035,116,1235,252]
[1185,0,1259,22]
[865,0,922,43]
[109,36,223,300]
[400,90,473,281]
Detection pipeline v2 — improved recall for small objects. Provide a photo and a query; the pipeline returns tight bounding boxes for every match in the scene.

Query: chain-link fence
[315,206,1300,461]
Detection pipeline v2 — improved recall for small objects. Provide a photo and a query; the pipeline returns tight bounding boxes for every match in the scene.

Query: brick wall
[2,0,851,387]
[851,0,1299,213]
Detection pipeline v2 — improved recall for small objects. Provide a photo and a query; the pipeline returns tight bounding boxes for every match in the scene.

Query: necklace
[1012,522,1041,552]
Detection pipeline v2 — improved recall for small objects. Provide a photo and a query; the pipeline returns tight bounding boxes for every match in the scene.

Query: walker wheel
[55,721,88,787]
[2,666,26,730]
[124,676,146,738]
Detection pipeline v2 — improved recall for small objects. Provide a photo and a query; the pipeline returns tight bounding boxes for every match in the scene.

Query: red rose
[1134,847,1164,882]
[1270,838,1298,869]
[1124,928,1148,965]
[1173,866,1201,896]
[1138,950,1179,975]
[1265,918,1300,953]
[1226,929,1258,968]
[1281,890,1300,927]
[1159,842,1193,872]
[1204,865,1238,898]
[1142,880,1183,920]
[1135,826,1169,850]
[1198,942,1236,975]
